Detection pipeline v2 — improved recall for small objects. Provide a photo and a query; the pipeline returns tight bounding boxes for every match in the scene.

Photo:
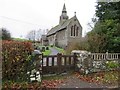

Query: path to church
[43,47,59,66]
[57,74,110,88]
[50,47,60,55]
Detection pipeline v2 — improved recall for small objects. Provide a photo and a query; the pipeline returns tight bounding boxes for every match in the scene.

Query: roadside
[57,74,108,88]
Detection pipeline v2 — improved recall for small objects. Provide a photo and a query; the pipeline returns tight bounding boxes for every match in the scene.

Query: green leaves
[87,2,120,53]
[1,28,11,40]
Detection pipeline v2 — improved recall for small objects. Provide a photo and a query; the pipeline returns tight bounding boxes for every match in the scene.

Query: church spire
[62,3,66,12]
[59,3,69,24]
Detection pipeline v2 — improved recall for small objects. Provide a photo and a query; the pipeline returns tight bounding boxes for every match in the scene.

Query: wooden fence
[41,52,120,75]
[42,53,76,74]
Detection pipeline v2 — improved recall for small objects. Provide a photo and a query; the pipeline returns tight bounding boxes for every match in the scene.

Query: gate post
[57,53,62,74]
[73,53,77,71]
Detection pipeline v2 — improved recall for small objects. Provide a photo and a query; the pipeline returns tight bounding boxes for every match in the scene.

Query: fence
[41,52,120,75]
[91,53,120,60]
[42,53,76,74]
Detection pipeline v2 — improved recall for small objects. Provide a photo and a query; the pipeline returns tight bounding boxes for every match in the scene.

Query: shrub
[106,61,119,69]
[46,47,49,50]
[2,40,34,82]
[41,47,45,52]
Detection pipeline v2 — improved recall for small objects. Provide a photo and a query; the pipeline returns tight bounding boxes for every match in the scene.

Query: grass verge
[42,50,51,55]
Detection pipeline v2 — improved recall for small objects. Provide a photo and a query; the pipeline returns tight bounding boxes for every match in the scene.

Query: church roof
[47,16,75,36]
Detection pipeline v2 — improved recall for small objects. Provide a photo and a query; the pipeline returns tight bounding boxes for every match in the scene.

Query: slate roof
[47,16,75,36]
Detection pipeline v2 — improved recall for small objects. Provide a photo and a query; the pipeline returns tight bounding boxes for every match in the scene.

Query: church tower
[59,3,69,25]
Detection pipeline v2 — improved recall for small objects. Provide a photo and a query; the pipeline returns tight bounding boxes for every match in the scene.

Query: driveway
[57,75,109,88]
[50,47,60,55]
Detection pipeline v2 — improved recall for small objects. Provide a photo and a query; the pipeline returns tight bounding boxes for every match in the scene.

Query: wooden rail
[42,54,76,74]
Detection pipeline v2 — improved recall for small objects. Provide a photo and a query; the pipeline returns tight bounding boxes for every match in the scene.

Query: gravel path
[57,75,109,89]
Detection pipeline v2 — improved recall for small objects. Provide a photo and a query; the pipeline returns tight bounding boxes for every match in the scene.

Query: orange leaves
[41,80,64,88]
[2,40,33,81]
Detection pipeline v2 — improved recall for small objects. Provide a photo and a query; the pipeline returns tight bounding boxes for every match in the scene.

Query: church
[43,3,82,48]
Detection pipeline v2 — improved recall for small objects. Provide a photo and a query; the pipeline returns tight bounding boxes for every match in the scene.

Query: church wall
[67,19,82,45]
[47,34,56,46]
[56,29,67,48]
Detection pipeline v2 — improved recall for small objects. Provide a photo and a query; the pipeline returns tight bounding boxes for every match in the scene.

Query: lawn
[38,46,51,55]
[42,50,51,55]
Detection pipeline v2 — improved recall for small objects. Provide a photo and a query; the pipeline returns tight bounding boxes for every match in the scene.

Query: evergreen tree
[87,2,120,52]
[1,28,11,40]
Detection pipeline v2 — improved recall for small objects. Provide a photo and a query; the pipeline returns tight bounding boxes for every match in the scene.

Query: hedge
[2,40,34,82]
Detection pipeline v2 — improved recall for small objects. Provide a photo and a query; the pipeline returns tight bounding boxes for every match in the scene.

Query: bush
[1,28,11,40]
[41,47,45,52]
[46,47,49,50]
[2,40,34,82]
[106,61,119,69]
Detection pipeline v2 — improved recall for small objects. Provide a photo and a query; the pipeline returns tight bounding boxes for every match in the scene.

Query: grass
[42,50,51,55]
[12,38,28,41]
[37,45,51,55]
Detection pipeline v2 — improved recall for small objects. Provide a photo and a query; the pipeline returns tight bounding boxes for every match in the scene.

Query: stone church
[43,3,82,48]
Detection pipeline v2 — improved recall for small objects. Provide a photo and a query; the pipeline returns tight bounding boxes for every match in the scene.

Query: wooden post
[52,57,54,66]
[64,56,67,66]
[57,53,62,73]
[73,53,77,71]
[46,57,49,66]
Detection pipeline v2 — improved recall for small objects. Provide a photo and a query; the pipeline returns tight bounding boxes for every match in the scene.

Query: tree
[1,28,11,40]
[26,29,43,41]
[26,30,36,41]
[86,2,120,52]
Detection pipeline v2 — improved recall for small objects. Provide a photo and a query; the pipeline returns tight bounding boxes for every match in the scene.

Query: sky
[0,0,97,38]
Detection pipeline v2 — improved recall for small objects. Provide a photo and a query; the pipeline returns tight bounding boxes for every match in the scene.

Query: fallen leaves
[74,70,119,86]
[41,79,64,88]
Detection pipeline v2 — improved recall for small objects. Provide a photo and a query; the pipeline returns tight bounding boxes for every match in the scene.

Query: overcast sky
[0,0,97,38]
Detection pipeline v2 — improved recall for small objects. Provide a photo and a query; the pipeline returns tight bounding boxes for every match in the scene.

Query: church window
[74,25,76,36]
[76,27,79,36]
[71,26,73,36]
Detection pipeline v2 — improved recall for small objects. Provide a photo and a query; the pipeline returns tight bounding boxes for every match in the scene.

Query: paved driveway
[50,47,60,55]
[57,75,109,88]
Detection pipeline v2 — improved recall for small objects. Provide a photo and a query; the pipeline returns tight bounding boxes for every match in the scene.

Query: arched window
[76,27,79,36]
[74,25,76,36]
[71,26,73,36]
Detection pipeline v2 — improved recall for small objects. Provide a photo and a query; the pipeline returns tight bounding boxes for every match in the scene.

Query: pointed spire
[62,3,66,12]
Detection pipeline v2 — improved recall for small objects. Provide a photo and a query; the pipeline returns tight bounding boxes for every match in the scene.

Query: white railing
[91,52,120,60]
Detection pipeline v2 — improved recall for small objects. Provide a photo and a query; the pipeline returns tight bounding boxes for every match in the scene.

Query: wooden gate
[42,53,76,75]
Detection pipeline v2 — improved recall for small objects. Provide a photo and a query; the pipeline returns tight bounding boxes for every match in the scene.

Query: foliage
[106,61,119,69]
[2,40,34,82]
[87,23,107,52]
[42,50,51,55]
[1,28,11,40]
[2,81,42,89]
[86,2,120,52]
[96,2,120,21]
[75,70,119,86]
[66,41,88,54]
